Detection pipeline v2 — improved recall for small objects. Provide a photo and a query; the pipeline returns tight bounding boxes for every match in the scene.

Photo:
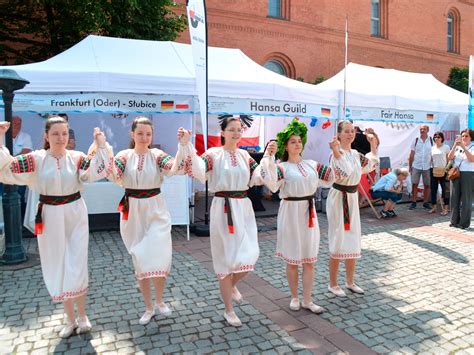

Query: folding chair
[358,173,382,219]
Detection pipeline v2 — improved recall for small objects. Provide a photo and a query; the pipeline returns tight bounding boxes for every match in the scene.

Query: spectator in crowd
[67,129,76,150]
[447,129,474,229]
[370,168,409,218]
[408,124,432,210]
[12,115,33,156]
[430,131,450,215]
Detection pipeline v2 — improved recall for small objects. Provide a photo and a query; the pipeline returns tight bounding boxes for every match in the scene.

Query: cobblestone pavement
[0,204,473,354]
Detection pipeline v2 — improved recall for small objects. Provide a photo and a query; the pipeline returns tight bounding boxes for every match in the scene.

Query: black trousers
[430,169,449,205]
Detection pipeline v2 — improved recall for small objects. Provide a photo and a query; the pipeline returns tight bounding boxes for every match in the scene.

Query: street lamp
[0,69,29,264]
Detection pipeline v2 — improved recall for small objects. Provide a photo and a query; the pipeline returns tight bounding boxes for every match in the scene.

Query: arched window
[264,60,287,76]
[447,9,460,53]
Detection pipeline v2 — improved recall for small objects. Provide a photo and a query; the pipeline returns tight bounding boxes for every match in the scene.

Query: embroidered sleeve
[78,156,91,171]
[316,162,332,182]
[359,154,369,168]
[276,163,284,181]
[157,152,174,172]
[200,152,213,173]
[114,155,127,179]
[10,153,35,174]
[249,157,258,177]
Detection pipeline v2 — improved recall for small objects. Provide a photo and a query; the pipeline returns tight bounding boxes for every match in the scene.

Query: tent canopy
[2,35,335,106]
[316,63,468,114]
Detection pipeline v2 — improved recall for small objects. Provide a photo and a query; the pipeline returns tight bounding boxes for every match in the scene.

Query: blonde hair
[394,168,409,177]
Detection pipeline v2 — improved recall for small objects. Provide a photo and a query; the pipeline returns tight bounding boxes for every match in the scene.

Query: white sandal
[301,301,324,314]
[155,302,172,316]
[223,311,242,327]
[289,298,300,311]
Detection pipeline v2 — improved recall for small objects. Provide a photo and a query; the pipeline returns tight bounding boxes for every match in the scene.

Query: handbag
[447,166,460,181]
[432,167,446,177]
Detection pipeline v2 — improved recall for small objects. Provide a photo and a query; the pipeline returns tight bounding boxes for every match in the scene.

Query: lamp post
[0,69,29,264]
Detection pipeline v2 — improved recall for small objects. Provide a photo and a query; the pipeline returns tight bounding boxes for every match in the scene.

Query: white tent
[315,62,468,123]
[0,35,337,118]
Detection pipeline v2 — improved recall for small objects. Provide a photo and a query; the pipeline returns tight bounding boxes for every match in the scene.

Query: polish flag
[195,115,261,154]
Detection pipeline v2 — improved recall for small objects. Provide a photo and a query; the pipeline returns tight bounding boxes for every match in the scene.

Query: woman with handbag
[447,129,474,229]
[429,131,450,215]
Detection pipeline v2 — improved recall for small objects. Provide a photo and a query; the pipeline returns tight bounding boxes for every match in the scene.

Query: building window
[447,9,460,53]
[268,0,281,18]
[371,0,380,36]
[371,0,388,38]
[264,60,287,76]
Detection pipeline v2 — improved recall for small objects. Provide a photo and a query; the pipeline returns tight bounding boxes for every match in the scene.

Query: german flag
[175,103,189,109]
[321,108,331,117]
[161,101,174,109]
[426,113,434,120]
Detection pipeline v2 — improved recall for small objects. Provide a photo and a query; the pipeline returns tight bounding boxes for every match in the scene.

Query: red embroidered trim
[216,264,255,279]
[137,154,145,172]
[330,252,361,259]
[183,156,193,177]
[114,155,127,179]
[275,252,317,265]
[51,287,88,302]
[276,164,285,181]
[201,153,213,172]
[229,151,238,167]
[296,162,308,177]
[136,270,169,280]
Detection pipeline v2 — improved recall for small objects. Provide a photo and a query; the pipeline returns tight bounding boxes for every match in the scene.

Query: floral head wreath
[217,114,254,128]
[276,119,308,158]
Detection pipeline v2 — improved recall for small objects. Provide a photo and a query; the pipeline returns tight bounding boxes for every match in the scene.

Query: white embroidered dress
[327,149,378,259]
[0,147,110,302]
[260,157,334,265]
[187,147,262,279]
[108,145,190,280]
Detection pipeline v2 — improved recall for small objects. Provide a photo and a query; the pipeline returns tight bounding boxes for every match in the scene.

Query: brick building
[176,0,473,84]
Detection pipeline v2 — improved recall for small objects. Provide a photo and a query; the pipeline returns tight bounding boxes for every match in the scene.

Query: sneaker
[139,309,155,325]
[301,301,324,314]
[387,210,397,217]
[232,287,243,304]
[289,298,300,311]
[76,316,92,334]
[59,320,78,338]
[346,283,365,294]
[409,202,417,210]
[422,202,432,210]
[223,311,242,327]
[328,285,347,297]
[380,210,390,218]
[155,302,172,316]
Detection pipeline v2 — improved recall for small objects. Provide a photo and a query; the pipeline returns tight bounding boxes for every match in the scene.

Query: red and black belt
[284,195,316,228]
[35,192,81,235]
[214,190,248,234]
[332,183,358,231]
[118,188,161,221]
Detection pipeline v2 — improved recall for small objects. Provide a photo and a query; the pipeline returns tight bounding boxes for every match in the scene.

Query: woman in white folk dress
[185,115,262,327]
[107,116,193,325]
[261,119,338,314]
[0,117,110,338]
[326,120,379,297]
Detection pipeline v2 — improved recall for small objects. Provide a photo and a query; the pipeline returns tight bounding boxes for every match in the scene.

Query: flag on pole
[186,0,208,150]
[468,55,473,129]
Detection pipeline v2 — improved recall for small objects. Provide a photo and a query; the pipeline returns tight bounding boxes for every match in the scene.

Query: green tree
[312,76,326,85]
[0,0,188,64]
[446,66,469,93]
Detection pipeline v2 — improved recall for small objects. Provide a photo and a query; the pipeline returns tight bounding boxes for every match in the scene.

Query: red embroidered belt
[284,195,316,228]
[35,192,81,235]
[118,188,161,221]
[215,191,248,234]
[332,183,358,231]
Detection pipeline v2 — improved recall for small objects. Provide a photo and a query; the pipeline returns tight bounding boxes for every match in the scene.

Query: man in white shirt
[12,116,33,156]
[408,124,432,210]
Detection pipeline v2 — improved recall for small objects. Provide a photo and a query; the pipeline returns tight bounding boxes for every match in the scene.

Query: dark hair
[280,135,303,162]
[461,128,474,141]
[43,116,69,150]
[220,116,241,145]
[433,131,445,143]
[129,116,153,149]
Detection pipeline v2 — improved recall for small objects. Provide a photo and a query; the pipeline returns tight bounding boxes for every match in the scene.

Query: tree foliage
[0,0,188,64]
[447,66,469,94]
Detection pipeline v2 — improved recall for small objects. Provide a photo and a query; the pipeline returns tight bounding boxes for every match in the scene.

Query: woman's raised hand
[93,127,106,147]
[265,141,277,156]
[177,127,191,144]
[0,122,11,135]
[328,136,340,151]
